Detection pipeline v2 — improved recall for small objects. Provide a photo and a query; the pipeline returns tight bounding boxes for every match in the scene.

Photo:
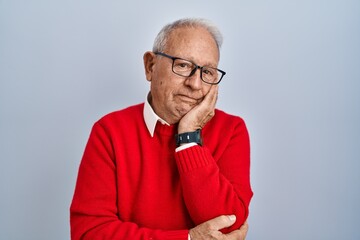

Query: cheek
[152,81,171,101]
[151,72,183,100]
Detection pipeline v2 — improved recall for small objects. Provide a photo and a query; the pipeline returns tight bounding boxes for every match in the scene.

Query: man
[70,18,253,240]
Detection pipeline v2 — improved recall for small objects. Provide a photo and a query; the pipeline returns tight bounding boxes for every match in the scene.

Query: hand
[178,85,218,134]
[189,215,248,240]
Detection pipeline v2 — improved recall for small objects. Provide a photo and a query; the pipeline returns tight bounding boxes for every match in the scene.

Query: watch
[175,129,203,147]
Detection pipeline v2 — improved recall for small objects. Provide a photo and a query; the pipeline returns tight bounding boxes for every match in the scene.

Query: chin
[175,104,195,116]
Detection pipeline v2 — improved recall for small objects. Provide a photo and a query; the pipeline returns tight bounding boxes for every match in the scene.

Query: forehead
[164,26,219,66]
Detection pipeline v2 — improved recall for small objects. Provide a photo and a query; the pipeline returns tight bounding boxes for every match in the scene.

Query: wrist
[177,126,197,135]
[175,129,202,147]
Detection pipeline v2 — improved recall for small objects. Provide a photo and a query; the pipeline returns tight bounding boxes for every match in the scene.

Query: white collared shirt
[143,95,170,137]
[143,94,197,152]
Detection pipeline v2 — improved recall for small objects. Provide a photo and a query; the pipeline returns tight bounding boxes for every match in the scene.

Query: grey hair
[152,18,223,53]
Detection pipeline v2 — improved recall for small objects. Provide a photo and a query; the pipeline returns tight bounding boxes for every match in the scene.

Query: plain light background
[1,0,359,239]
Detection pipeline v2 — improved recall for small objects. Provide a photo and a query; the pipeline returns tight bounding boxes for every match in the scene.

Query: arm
[70,122,188,240]
[175,86,253,233]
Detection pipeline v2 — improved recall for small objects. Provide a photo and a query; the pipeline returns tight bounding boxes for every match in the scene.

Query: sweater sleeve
[174,117,253,233]
[70,122,189,240]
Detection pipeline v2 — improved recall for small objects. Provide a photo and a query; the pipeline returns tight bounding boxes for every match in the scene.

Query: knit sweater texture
[70,103,253,240]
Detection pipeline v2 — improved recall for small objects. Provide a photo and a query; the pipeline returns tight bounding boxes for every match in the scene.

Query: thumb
[207,215,237,231]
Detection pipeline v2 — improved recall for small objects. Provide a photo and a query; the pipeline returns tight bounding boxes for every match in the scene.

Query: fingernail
[228,215,236,221]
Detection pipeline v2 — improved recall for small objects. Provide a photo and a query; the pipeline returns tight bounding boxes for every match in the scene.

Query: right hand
[189,215,248,240]
[177,85,218,134]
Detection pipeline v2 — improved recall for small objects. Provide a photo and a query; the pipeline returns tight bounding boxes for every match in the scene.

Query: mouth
[177,94,202,104]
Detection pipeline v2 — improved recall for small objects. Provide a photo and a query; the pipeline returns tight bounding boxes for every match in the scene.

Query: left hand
[178,85,218,134]
[189,215,249,240]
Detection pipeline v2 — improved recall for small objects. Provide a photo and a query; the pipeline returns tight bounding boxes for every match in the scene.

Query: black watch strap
[175,129,202,147]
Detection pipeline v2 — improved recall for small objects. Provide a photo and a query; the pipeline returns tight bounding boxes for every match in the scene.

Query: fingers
[239,221,249,234]
[226,221,248,240]
[189,215,250,240]
[189,215,237,240]
[193,85,218,125]
[203,84,218,107]
[203,215,237,231]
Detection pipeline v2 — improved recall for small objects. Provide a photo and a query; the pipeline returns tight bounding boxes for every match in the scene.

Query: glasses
[154,52,226,85]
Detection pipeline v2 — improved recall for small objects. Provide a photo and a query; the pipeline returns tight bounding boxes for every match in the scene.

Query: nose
[185,67,202,90]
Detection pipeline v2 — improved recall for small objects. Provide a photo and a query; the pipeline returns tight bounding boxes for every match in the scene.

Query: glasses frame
[154,52,226,85]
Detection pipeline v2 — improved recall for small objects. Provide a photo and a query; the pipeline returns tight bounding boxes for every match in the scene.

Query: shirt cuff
[188,233,191,240]
[175,142,198,152]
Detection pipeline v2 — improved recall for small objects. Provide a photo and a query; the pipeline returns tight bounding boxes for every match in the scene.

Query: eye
[202,68,216,76]
[174,60,193,71]
[176,62,191,69]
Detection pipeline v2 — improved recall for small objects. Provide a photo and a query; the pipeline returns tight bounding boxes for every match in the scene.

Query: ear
[143,51,156,82]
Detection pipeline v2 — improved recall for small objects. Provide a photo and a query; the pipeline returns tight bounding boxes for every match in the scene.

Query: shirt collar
[143,92,170,137]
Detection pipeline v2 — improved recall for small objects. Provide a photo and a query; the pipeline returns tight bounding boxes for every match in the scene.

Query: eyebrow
[180,55,218,68]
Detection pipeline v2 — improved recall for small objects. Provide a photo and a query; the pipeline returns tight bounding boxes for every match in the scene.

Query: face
[143,26,220,124]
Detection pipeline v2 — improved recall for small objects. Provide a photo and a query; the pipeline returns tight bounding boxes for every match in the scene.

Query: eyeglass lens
[173,59,220,84]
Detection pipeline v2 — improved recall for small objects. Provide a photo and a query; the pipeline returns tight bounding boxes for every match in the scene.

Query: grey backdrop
[1,0,359,239]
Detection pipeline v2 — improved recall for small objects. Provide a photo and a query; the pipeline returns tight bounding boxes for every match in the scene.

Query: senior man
[70,18,253,240]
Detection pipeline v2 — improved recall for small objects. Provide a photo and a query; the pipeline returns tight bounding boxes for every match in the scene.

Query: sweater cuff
[175,145,213,173]
[175,142,198,152]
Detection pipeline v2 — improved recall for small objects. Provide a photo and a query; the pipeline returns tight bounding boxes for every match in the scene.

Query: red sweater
[70,103,253,240]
